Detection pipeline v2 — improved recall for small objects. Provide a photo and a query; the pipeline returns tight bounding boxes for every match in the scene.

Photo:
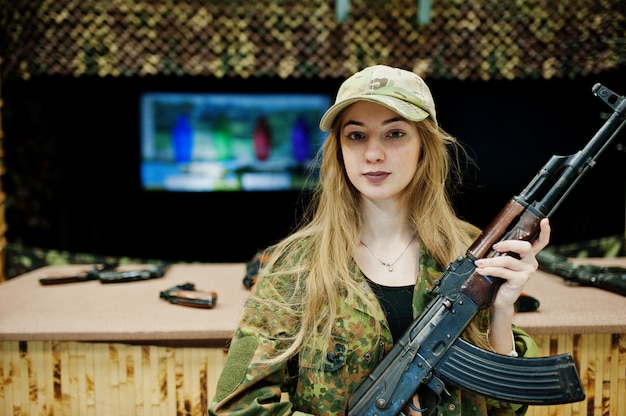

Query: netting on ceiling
[1,0,625,81]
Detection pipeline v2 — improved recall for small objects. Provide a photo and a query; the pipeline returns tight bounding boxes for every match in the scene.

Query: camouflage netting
[1,0,625,81]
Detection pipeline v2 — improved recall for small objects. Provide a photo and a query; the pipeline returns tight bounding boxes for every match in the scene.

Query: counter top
[513,257,626,334]
[1,259,624,343]
[0,263,249,343]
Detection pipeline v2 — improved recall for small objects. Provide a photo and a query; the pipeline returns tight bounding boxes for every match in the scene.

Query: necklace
[360,235,415,272]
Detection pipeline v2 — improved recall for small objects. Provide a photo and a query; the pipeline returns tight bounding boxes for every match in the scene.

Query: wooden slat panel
[0,341,227,415]
[0,336,621,415]
[525,333,625,416]
[611,334,626,416]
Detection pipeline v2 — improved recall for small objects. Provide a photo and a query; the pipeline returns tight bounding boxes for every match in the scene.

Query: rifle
[348,83,626,416]
[38,263,169,285]
[537,250,626,296]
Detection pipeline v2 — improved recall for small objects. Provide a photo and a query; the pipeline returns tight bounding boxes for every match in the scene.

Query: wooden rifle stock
[462,201,543,309]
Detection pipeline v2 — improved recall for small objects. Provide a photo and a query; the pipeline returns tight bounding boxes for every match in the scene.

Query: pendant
[384,263,393,272]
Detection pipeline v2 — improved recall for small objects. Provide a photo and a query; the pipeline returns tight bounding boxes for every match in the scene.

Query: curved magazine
[436,338,586,405]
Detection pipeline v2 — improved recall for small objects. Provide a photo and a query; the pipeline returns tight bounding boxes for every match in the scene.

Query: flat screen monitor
[140,92,332,191]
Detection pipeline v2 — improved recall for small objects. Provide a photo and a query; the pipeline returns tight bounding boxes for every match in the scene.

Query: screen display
[140,92,332,191]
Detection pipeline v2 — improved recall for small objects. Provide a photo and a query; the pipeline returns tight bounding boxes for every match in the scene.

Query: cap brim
[319,96,430,131]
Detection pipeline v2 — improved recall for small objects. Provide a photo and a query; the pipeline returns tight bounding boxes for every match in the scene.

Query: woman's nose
[364,138,385,162]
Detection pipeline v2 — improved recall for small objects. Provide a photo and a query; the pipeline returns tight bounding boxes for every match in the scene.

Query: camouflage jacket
[208,248,537,416]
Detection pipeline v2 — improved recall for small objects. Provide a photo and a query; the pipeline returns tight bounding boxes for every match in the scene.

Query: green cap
[319,65,437,131]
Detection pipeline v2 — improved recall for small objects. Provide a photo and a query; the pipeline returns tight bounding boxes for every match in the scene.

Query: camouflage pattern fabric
[243,249,273,289]
[4,243,175,280]
[2,1,625,81]
[540,234,626,259]
[212,246,535,415]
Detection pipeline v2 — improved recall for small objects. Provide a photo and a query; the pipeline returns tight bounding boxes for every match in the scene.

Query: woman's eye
[388,130,405,139]
[346,131,366,141]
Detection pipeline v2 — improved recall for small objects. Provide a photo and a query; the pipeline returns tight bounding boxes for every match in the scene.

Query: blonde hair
[255,113,491,369]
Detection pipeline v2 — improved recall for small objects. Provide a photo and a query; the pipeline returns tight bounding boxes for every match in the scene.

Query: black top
[364,276,414,342]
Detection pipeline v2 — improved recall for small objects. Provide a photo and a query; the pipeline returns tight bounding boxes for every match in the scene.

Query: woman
[208,65,550,416]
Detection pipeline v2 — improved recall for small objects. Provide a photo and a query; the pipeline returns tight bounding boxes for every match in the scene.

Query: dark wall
[3,71,625,263]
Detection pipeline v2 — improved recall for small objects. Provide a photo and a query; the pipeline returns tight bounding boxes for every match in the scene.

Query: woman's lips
[363,171,390,183]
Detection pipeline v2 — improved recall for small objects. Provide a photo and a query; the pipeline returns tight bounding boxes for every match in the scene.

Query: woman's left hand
[474,218,551,309]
